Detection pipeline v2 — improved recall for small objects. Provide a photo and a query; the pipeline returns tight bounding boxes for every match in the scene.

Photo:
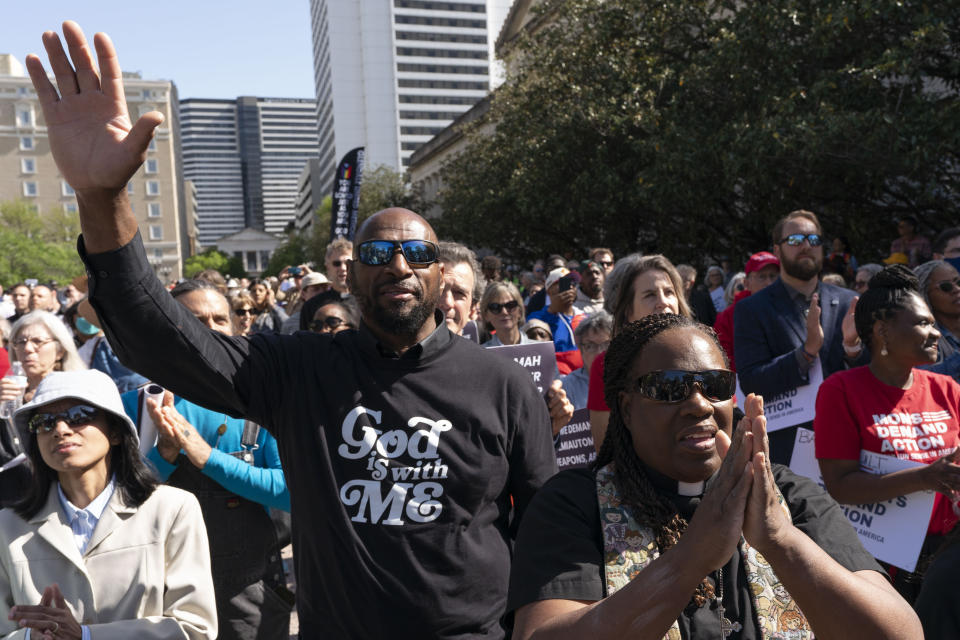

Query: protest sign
[735,361,823,432]
[486,341,556,395]
[790,428,935,572]
[554,408,595,470]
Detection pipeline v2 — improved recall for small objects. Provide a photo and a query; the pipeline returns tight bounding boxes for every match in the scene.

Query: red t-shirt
[587,350,608,411]
[713,289,751,373]
[815,366,960,535]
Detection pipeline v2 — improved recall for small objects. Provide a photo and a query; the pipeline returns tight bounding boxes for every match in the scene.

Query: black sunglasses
[487,300,520,314]
[234,308,255,317]
[311,316,350,332]
[355,240,439,267]
[936,279,960,293]
[779,233,822,247]
[28,404,100,434]
[634,369,736,404]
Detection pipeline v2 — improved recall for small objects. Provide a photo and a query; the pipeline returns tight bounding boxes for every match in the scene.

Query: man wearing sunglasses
[734,210,866,465]
[324,237,353,295]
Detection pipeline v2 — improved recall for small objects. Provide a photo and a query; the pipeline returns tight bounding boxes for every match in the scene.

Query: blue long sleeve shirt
[121,390,290,511]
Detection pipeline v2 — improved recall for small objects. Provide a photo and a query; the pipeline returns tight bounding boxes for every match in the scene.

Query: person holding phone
[527,268,585,374]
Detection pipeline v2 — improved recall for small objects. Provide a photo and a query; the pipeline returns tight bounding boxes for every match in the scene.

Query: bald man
[32,22,558,638]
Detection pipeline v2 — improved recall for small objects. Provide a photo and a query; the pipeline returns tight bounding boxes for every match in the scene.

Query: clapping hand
[147,391,212,469]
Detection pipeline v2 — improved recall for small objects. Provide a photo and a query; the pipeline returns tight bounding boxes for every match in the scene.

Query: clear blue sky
[1,1,316,99]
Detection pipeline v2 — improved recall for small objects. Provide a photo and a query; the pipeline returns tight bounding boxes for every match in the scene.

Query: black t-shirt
[508,464,882,640]
[914,541,960,639]
[81,233,559,639]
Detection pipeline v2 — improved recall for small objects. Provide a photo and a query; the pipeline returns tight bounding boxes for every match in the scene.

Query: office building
[0,54,190,281]
[180,96,318,246]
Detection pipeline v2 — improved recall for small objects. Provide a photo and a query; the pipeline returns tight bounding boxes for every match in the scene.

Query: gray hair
[914,260,953,310]
[10,311,86,372]
[856,263,884,281]
[724,272,746,306]
[438,241,486,303]
[575,310,613,341]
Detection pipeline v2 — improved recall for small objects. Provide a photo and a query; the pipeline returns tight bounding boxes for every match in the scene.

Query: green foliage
[0,200,85,285]
[184,248,246,279]
[357,165,423,222]
[437,0,960,265]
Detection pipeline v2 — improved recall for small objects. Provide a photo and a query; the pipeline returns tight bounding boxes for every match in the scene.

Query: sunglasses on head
[487,300,519,313]
[311,316,350,332]
[936,279,960,293]
[355,240,439,267]
[28,404,99,434]
[633,369,736,404]
[779,233,822,247]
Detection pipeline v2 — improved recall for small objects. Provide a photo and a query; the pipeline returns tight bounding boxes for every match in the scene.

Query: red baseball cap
[745,251,780,274]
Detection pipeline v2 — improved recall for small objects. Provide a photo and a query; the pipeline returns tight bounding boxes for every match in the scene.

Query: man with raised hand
[26,22,557,640]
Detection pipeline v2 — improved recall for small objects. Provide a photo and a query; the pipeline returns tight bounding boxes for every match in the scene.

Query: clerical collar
[639,459,706,497]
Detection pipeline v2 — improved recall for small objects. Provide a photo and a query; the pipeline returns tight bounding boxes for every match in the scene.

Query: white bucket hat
[14,370,138,442]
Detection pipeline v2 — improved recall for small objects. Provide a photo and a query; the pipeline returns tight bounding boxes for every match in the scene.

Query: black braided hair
[853,264,923,351]
[594,313,729,609]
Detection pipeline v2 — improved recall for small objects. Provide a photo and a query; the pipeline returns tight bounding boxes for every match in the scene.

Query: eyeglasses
[12,336,55,351]
[28,404,99,434]
[234,308,255,317]
[486,300,519,314]
[779,234,823,247]
[633,369,736,404]
[598,260,614,268]
[935,279,960,293]
[355,240,439,267]
[580,340,610,354]
[311,316,350,332]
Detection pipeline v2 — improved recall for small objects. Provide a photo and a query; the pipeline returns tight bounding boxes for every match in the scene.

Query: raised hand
[24,21,163,252]
[25,22,163,193]
[804,293,824,356]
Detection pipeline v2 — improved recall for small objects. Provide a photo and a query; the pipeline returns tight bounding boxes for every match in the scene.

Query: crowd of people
[2,19,960,640]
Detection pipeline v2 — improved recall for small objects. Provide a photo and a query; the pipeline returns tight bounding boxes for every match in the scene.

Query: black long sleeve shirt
[81,232,558,639]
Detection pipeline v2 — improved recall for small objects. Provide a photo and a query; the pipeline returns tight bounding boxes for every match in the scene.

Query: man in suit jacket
[734,210,867,464]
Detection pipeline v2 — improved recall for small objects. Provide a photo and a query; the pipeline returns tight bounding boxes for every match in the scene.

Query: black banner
[330,147,365,240]
[486,341,556,395]
[554,408,596,470]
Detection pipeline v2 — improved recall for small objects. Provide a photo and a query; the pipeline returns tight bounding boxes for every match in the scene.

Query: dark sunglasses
[355,240,439,267]
[936,279,960,293]
[633,369,736,404]
[311,316,350,332]
[331,260,345,267]
[234,308,255,317]
[779,233,822,247]
[28,404,99,434]
[487,300,519,314]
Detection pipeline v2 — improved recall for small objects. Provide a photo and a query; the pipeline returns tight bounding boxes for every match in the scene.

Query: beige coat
[0,484,216,640]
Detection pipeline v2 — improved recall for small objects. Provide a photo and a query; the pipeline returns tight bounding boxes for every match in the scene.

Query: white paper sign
[789,427,935,572]
[735,361,823,433]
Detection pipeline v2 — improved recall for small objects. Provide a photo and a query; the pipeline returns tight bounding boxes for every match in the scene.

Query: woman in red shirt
[815,264,960,600]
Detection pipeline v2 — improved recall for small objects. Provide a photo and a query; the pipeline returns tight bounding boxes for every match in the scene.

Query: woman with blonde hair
[480,281,530,347]
[1,311,86,405]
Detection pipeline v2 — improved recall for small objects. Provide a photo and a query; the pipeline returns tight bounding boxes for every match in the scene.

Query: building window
[127,182,135,194]
[20,158,36,174]
[17,107,33,127]
[149,225,163,240]
[22,181,38,197]
[142,89,151,99]
[145,158,159,174]
[246,251,258,272]
[65,203,78,213]
[148,202,161,218]
[259,250,271,269]
[153,248,164,260]
[148,139,157,152]
[61,181,75,196]
[146,180,160,196]
[19,136,34,151]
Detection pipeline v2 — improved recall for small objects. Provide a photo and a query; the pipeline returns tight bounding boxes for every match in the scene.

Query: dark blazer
[733,278,866,399]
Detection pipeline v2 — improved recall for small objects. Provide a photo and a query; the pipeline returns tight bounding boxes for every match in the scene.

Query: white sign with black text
[735,360,823,433]
[789,427,935,572]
